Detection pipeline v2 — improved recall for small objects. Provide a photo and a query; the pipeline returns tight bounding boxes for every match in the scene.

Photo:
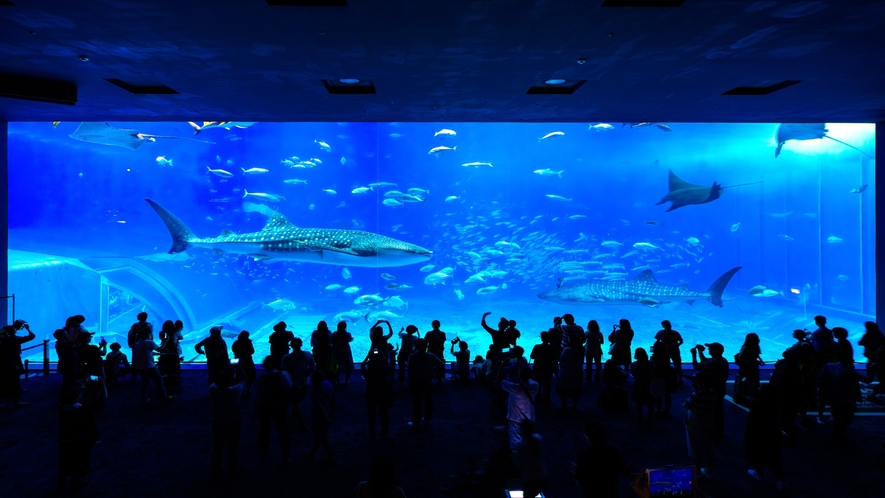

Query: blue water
[7,121,877,363]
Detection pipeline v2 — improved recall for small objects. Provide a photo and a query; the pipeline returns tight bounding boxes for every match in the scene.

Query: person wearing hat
[691,342,729,437]
[195,326,230,386]
[0,319,36,407]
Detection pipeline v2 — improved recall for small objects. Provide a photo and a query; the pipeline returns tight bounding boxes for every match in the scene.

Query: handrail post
[43,339,50,377]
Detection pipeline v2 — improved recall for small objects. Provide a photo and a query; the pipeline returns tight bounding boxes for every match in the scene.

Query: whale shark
[145,199,432,268]
[538,267,742,307]
[774,123,873,159]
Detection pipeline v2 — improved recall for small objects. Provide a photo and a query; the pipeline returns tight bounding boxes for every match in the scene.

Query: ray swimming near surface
[774,123,873,159]
[69,122,214,150]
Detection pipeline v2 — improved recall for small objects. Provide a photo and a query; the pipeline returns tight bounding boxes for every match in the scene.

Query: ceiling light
[339,79,360,84]
[544,79,566,85]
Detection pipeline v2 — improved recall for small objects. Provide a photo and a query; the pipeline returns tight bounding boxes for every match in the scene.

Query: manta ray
[656,170,724,212]
[69,122,213,151]
[657,170,762,212]
[145,199,432,268]
[774,123,873,159]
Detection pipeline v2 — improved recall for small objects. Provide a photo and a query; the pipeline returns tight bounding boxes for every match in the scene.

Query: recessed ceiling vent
[322,79,376,94]
[526,80,586,95]
[0,73,77,105]
[721,80,801,96]
[105,79,179,95]
[601,0,685,6]
[267,0,347,6]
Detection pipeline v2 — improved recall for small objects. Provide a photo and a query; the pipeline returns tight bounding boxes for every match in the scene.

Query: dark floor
[1,368,882,498]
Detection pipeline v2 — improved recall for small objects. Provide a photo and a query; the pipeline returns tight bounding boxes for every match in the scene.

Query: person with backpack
[499,366,539,449]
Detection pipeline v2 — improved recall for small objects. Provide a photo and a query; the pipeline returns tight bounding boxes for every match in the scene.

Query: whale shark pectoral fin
[220,229,235,236]
[685,299,696,306]
[212,248,226,257]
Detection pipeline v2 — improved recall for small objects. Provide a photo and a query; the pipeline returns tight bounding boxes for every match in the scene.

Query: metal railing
[21,339,50,378]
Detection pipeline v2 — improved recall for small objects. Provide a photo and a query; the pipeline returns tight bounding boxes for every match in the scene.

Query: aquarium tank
[6,121,876,364]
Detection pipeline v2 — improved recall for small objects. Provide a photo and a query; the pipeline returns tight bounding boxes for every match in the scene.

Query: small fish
[476,286,499,295]
[645,220,664,226]
[655,123,672,132]
[311,158,323,165]
[534,169,563,177]
[731,222,741,233]
[369,182,397,188]
[434,129,457,137]
[836,275,849,282]
[545,194,572,202]
[424,271,452,286]
[343,286,361,294]
[325,284,343,291]
[777,234,794,241]
[601,241,622,248]
[389,133,403,138]
[633,242,659,250]
[538,131,565,141]
[382,199,403,207]
[206,166,234,178]
[747,285,768,296]
[769,211,794,218]
[323,189,337,195]
[419,264,436,273]
[454,289,465,300]
[588,123,613,131]
[156,156,173,167]
[638,297,660,307]
[826,235,843,244]
[380,273,397,281]
[351,187,373,194]
[241,167,269,175]
[686,237,700,245]
[755,289,781,298]
[52,121,61,128]
[284,179,308,185]
[309,204,315,210]
[340,157,349,165]
[849,184,868,194]
[445,195,460,202]
[461,162,492,168]
[341,268,352,280]
[242,190,284,202]
[407,188,430,195]
[315,140,331,152]
[429,145,457,155]
[568,215,587,220]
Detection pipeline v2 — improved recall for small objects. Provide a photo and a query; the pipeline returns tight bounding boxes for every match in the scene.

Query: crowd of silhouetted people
[1,310,883,496]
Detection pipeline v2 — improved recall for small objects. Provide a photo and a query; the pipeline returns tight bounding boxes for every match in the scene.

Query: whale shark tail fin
[706,266,742,308]
[145,199,196,254]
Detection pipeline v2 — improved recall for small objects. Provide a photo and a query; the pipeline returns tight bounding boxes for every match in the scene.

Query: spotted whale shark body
[145,199,432,268]
[538,267,741,307]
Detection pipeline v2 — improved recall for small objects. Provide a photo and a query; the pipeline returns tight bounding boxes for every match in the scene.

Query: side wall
[878,122,884,327]
[1,121,7,326]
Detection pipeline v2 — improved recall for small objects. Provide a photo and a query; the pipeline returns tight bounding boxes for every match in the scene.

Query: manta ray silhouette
[656,170,724,212]
[69,122,214,151]
[774,123,873,159]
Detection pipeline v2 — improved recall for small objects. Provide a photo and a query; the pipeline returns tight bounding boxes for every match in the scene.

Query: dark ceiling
[1,0,884,123]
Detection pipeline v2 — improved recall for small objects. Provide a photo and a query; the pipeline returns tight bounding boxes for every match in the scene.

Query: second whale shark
[145,199,432,267]
[538,267,742,307]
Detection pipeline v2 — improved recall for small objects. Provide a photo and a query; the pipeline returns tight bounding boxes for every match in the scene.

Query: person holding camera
[608,319,634,370]
[690,342,728,437]
[397,325,419,385]
[0,319,36,408]
[450,337,470,383]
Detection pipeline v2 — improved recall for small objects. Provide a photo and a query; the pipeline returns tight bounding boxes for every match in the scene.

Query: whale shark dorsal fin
[262,212,297,231]
[221,229,235,236]
[633,269,657,283]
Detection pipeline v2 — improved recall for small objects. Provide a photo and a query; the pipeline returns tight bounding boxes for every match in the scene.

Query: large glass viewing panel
[7,122,876,363]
